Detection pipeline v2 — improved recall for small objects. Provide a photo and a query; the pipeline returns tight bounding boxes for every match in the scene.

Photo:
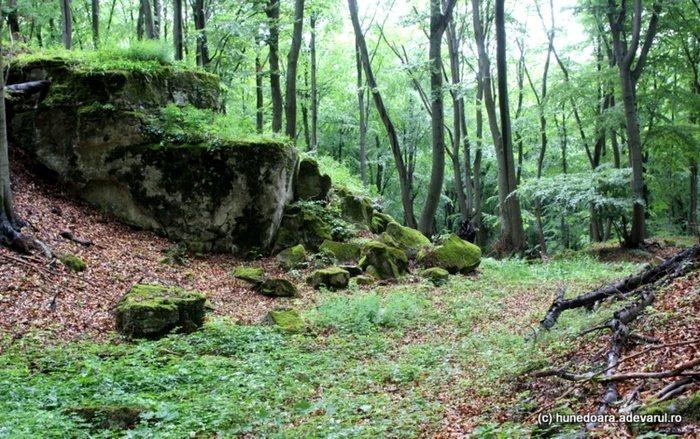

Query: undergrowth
[0,256,643,438]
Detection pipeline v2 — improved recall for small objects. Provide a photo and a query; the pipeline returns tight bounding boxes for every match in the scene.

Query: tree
[417,0,457,236]
[193,0,210,67]
[265,0,282,133]
[141,0,156,39]
[91,0,99,48]
[173,0,184,60]
[284,0,306,139]
[60,0,71,49]
[607,0,660,247]
[348,0,417,228]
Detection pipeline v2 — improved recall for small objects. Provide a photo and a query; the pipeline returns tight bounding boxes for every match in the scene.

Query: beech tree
[60,0,71,49]
[284,0,305,139]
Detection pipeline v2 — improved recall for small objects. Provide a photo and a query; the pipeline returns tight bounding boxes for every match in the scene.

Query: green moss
[276,244,307,270]
[319,240,361,263]
[340,195,374,226]
[273,207,333,253]
[306,267,351,290]
[359,241,408,280]
[115,284,206,338]
[385,223,431,258]
[419,234,481,275]
[231,267,265,282]
[260,278,298,298]
[638,392,700,422]
[371,211,396,234]
[420,267,450,286]
[268,310,305,333]
[59,254,87,272]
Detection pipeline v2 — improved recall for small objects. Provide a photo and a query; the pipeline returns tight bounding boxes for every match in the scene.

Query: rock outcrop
[8,56,297,254]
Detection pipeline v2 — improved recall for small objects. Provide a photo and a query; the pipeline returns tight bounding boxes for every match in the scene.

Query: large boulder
[259,278,298,298]
[319,240,361,263]
[384,222,431,258]
[340,195,373,227]
[418,234,481,275]
[8,56,297,254]
[273,205,332,253]
[115,284,206,339]
[359,241,408,280]
[295,158,331,201]
[306,267,350,290]
[371,210,396,234]
[275,244,307,270]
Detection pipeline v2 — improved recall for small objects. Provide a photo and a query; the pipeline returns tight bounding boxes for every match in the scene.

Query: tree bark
[153,0,162,39]
[284,0,305,139]
[418,0,457,236]
[7,0,20,38]
[348,0,416,228]
[91,0,99,48]
[60,0,72,49]
[265,0,282,133]
[193,0,210,67]
[690,161,698,237]
[173,0,183,60]
[255,48,264,134]
[356,44,367,183]
[310,13,318,151]
[141,0,156,39]
[608,0,660,248]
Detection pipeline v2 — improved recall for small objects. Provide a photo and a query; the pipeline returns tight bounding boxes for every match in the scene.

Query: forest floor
[1,155,699,438]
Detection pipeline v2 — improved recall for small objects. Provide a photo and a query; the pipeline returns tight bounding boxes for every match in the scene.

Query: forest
[0,0,699,437]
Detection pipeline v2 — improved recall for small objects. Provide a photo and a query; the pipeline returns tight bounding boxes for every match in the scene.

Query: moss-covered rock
[354,275,375,286]
[268,309,305,333]
[359,241,408,280]
[371,210,396,234]
[630,391,700,434]
[385,222,431,258]
[340,195,373,227]
[8,55,297,255]
[231,266,265,283]
[273,206,332,253]
[115,284,206,338]
[306,267,350,290]
[295,158,331,201]
[275,244,307,270]
[59,254,87,272]
[418,234,481,275]
[319,240,361,263]
[420,267,450,286]
[64,406,147,431]
[260,278,298,298]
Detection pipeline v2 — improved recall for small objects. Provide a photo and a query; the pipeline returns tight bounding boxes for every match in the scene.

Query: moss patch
[59,254,87,272]
[275,244,307,270]
[306,267,351,290]
[385,223,431,258]
[268,309,305,333]
[371,211,396,234]
[319,240,361,263]
[260,278,298,298]
[420,267,450,286]
[418,234,481,275]
[359,241,409,280]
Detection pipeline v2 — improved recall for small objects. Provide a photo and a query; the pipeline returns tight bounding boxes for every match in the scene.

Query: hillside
[1,154,699,438]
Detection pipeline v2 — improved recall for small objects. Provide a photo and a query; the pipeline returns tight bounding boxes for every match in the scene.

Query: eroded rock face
[8,57,297,253]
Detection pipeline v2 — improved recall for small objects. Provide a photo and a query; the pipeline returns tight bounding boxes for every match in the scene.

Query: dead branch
[600,357,700,382]
[59,230,94,247]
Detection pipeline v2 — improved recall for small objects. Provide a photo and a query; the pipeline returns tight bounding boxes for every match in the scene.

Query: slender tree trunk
[255,47,264,134]
[193,0,209,67]
[356,45,367,184]
[141,0,155,39]
[348,0,417,228]
[419,0,457,236]
[284,0,305,139]
[265,0,282,133]
[60,0,72,49]
[153,0,162,39]
[310,13,318,151]
[608,0,660,247]
[690,160,698,237]
[173,0,183,60]
[8,0,21,38]
[91,0,99,48]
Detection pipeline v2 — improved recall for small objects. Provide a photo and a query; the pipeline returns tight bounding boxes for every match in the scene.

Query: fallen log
[538,245,700,331]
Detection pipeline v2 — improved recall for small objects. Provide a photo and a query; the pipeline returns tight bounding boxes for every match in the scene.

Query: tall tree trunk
[356,45,367,184]
[141,0,155,39]
[348,0,417,228]
[91,0,99,47]
[255,45,264,134]
[690,160,698,237]
[608,0,660,247]
[8,0,21,38]
[153,0,162,39]
[193,0,209,67]
[473,82,484,245]
[173,0,183,60]
[60,0,72,49]
[284,0,305,139]
[418,0,457,236]
[310,13,318,151]
[265,0,282,133]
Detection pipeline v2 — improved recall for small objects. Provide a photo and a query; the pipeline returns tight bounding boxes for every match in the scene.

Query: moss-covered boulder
[273,205,332,253]
[275,244,307,270]
[306,267,350,290]
[340,195,373,227]
[115,284,206,338]
[231,266,265,283]
[64,406,147,431]
[418,234,481,275]
[629,391,700,434]
[420,267,450,285]
[359,241,409,280]
[371,211,396,234]
[8,56,297,254]
[295,158,331,201]
[385,223,431,258]
[59,254,87,272]
[260,278,298,298]
[268,309,305,333]
[319,240,361,263]
[354,275,375,286]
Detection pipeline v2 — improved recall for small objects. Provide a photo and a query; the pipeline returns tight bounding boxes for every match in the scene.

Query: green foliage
[292,199,357,242]
[314,155,374,197]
